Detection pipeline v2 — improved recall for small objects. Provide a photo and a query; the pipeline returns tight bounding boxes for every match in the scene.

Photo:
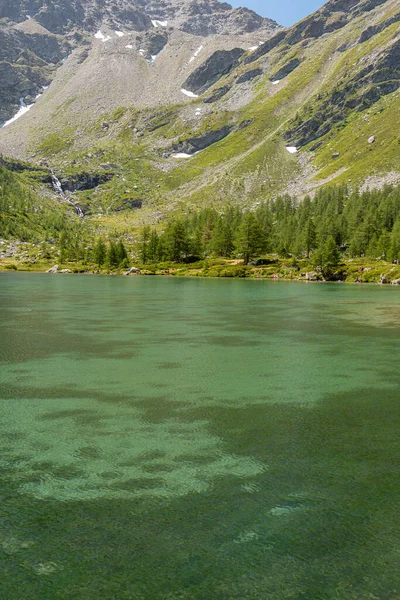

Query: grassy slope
[9,0,398,234]
[0,159,83,242]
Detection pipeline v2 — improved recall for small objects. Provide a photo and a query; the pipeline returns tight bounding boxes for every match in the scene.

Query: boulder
[391,278,400,285]
[46,264,59,273]
[306,271,319,281]
[368,135,375,144]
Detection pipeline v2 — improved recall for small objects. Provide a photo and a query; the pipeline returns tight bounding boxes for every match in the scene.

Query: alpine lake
[1,273,400,600]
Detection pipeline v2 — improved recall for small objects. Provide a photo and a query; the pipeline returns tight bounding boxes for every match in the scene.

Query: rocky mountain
[0,0,399,232]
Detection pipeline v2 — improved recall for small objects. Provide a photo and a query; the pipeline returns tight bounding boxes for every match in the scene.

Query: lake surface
[1,274,400,599]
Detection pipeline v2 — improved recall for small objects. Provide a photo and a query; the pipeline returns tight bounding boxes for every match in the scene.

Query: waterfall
[51,170,84,217]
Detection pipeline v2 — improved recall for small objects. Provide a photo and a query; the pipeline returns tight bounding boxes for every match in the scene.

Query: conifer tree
[94,238,106,268]
[107,241,119,267]
[116,239,128,266]
[139,225,151,264]
[147,230,159,262]
[235,213,263,264]
[164,220,189,262]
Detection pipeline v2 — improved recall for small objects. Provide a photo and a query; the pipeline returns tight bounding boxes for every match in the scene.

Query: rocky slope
[0,0,399,231]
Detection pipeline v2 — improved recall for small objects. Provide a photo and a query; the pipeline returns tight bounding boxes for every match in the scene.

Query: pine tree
[94,238,106,268]
[107,241,119,268]
[235,213,263,264]
[139,225,151,264]
[116,239,128,266]
[303,218,317,258]
[312,236,340,278]
[147,230,159,262]
[164,220,189,262]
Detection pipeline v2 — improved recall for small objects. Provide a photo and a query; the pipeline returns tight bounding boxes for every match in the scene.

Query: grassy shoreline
[2,257,400,285]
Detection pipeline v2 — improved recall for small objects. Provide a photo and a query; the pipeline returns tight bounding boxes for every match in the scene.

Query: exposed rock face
[172,125,234,155]
[0,0,280,37]
[60,172,114,192]
[0,27,70,122]
[236,67,263,84]
[203,85,231,103]
[115,198,143,211]
[270,58,301,82]
[183,48,245,94]
[244,30,286,65]
[0,0,281,123]
[284,38,400,147]
[136,30,168,59]
[245,0,396,67]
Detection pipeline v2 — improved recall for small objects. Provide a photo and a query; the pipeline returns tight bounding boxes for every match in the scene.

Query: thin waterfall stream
[51,170,84,217]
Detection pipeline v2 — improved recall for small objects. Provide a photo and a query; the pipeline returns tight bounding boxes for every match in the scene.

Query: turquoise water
[1,273,400,599]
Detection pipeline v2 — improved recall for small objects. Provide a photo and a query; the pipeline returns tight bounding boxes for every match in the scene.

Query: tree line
[135,183,400,268]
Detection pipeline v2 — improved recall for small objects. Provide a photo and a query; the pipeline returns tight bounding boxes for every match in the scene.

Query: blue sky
[229,0,325,26]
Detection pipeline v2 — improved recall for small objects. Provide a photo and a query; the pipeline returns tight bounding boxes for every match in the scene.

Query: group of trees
[92,239,128,268]
[137,183,400,267]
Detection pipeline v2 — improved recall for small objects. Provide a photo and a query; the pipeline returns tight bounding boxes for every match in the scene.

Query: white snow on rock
[286,146,298,154]
[189,45,204,63]
[139,49,145,56]
[94,30,111,42]
[115,31,124,37]
[248,46,258,51]
[151,20,168,28]
[181,89,199,98]
[26,15,31,19]
[126,44,133,49]
[172,153,193,159]
[272,80,280,85]
[1,98,33,129]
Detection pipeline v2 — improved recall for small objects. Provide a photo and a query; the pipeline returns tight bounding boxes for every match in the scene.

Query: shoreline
[2,261,400,286]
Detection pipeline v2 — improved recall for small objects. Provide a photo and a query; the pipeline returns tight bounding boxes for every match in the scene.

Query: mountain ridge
[0,0,399,236]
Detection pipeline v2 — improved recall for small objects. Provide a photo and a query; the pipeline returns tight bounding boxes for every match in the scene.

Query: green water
[1,274,400,599]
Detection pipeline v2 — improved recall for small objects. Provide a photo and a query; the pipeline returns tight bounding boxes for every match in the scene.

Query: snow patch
[181,89,199,98]
[286,146,298,154]
[139,49,145,56]
[151,19,168,28]
[272,80,280,85]
[189,44,204,63]
[172,153,193,159]
[248,46,258,51]
[115,31,124,37]
[94,30,111,42]
[26,15,31,19]
[1,98,33,129]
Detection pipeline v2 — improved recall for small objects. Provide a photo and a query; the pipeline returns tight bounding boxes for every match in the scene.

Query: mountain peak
[0,0,281,36]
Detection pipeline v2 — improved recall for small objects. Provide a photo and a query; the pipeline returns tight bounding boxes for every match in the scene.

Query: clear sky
[229,0,326,27]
